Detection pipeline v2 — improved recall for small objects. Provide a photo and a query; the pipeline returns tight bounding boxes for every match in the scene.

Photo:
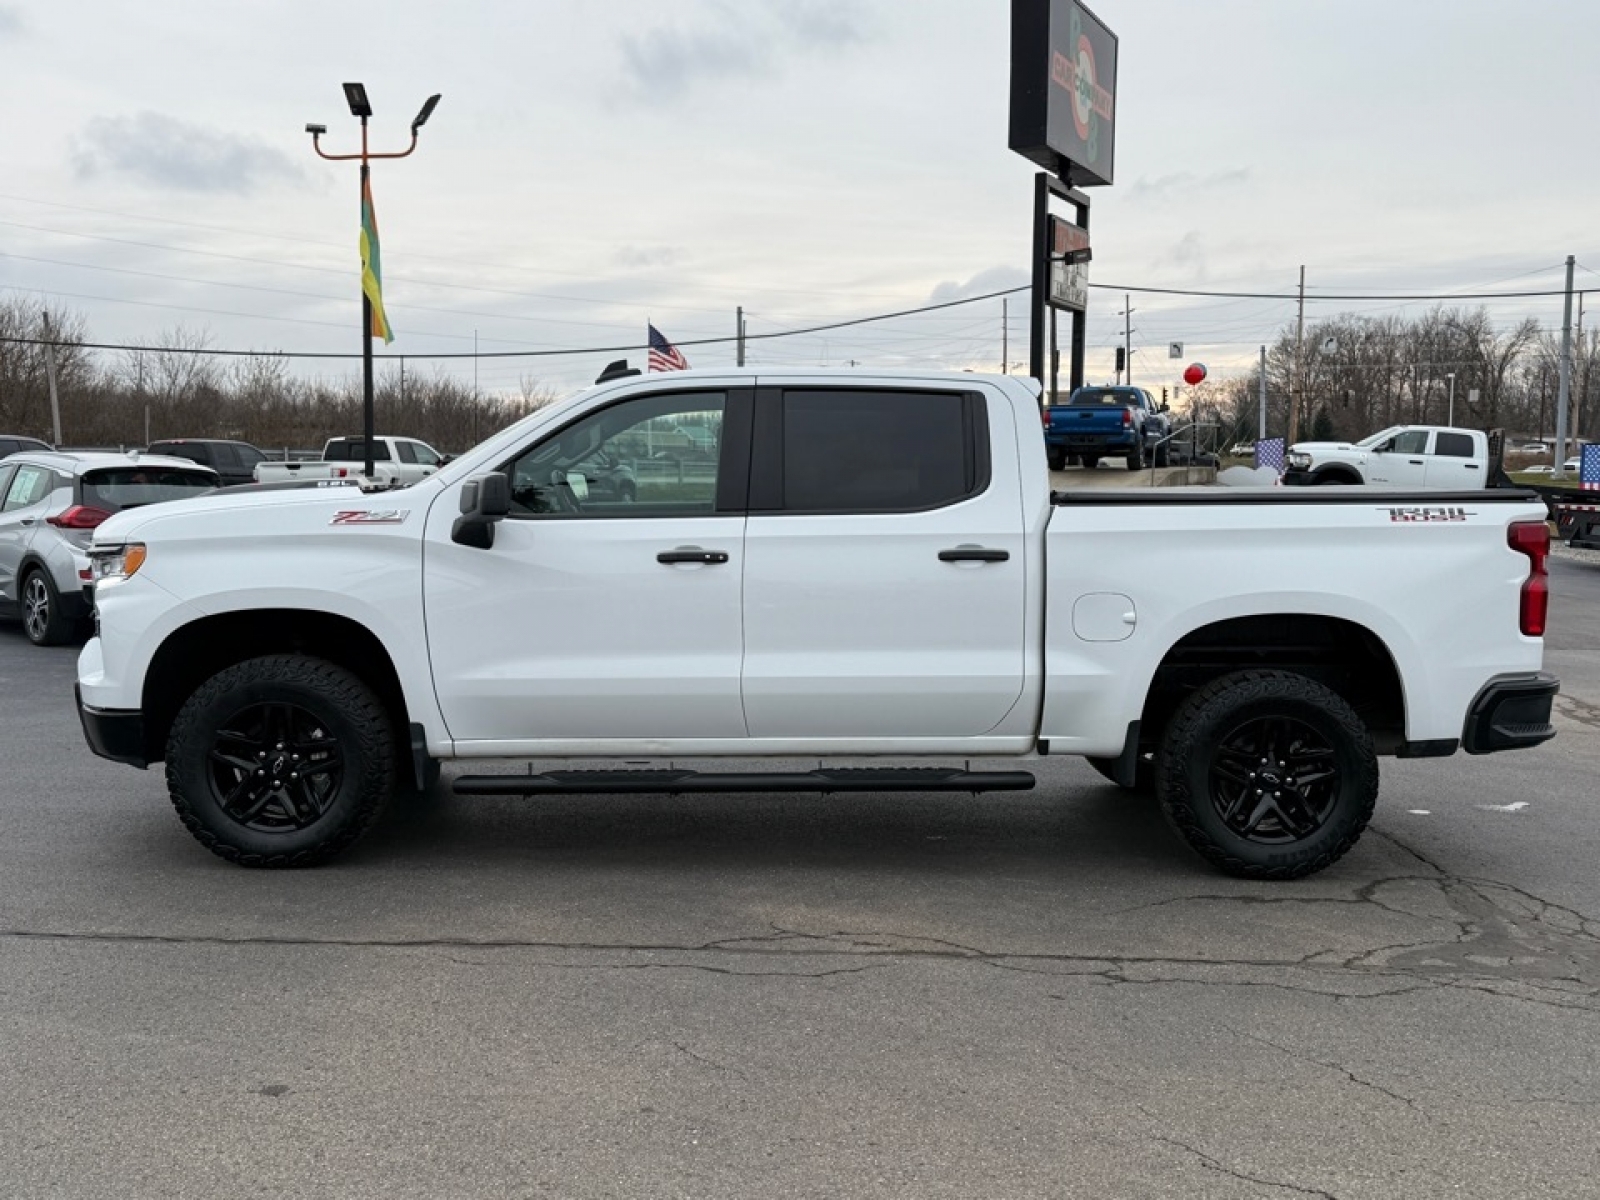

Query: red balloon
[1182,363,1207,386]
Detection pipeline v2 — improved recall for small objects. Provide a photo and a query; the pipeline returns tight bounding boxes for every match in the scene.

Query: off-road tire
[1047,447,1067,471]
[21,568,74,646]
[165,655,396,867]
[1155,670,1378,880]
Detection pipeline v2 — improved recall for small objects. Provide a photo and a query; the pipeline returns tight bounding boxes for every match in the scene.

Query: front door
[1367,429,1431,486]
[740,384,1027,739]
[0,463,52,609]
[424,386,751,746]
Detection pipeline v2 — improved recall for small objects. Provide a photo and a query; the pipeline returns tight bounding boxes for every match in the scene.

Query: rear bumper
[1462,672,1559,754]
[1046,431,1137,451]
[76,684,148,769]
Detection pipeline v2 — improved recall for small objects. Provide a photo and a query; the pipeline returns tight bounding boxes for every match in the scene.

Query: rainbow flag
[360,176,393,343]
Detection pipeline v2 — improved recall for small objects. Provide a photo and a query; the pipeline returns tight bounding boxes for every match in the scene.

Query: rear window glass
[325,440,393,462]
[82,468,216,512]
[150,443,208,464]
[1072,390,1136,406]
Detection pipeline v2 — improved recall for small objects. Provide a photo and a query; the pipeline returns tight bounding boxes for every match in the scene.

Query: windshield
[1354,426,1404,448]
[82,467,216,512]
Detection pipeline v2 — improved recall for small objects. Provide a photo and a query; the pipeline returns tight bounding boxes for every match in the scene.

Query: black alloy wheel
[166,655,396,866]
[206,701,345,833]
[1206,714,1338,843]
[1156,670,1378,879]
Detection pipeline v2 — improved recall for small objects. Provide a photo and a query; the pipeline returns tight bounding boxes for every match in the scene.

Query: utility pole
[1575,291,1586,442]
[41,310,63,447]
[1556,255,1575,477]
[1258,345,1268,440]
[306,84,441,479]
[1288,265,1306,444]
[736,306,746,367]
[473,330,478,398]
[1123,294,1133,385]
[1002,298,1008,373]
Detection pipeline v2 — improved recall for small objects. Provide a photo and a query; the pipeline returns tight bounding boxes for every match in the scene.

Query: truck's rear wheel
[165,655,396,867]
[1047,448,1067,471]
[1127,439,1146,470]
[1154,670,1377,879]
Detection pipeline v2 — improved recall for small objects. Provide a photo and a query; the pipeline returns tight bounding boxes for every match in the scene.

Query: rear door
[1424,430,1484,488]
[739,383,1027,738]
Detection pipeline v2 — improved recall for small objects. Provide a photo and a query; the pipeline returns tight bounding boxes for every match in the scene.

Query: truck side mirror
[451,472,511,549]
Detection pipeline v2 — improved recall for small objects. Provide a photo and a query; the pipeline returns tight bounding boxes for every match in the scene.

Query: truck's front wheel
[165,655,396,867]
[1155,670,1377,879]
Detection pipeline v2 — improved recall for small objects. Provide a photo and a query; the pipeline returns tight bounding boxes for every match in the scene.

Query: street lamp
[306,83,441,478]
[1445,372,1457,427]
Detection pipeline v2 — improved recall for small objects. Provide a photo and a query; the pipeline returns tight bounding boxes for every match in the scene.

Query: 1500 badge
[1385,507,1471,523]
[330,510,410,525]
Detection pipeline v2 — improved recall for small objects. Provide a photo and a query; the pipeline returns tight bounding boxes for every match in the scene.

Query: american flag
[1582,443,1600,491]
[1255,437,1286,475]
[647,324,690,372]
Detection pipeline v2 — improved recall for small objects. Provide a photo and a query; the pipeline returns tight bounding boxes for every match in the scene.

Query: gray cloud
[1170,230,1206,280]
[0,6,24,36]
[928,265,1030,306]
[1129,168,1252,202]
[614,244,681,269]
[618,1,872,104]
[72,112,306,194]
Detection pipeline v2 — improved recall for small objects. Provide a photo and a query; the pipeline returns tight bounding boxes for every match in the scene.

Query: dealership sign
[1009,0,1119,187]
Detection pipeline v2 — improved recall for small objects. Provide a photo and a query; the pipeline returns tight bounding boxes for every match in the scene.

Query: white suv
[0,451,218,645]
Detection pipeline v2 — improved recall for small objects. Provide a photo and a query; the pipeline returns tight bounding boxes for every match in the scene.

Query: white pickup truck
[251,435,445,487]
[76,369,1558,880]
[1283,424,1494,488]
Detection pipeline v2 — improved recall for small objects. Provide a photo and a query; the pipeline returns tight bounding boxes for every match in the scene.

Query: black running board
[452,767,1036,797]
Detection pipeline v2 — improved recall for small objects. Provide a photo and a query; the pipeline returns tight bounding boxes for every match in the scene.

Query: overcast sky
[2,0,1597,397]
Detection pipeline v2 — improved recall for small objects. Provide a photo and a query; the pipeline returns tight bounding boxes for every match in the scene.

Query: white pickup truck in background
[77,369,1557,881]
[1283,424,1495,488]
[251,436,446,487]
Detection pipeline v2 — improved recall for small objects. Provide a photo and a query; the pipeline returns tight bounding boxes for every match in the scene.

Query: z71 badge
[329,510,410,525]
[1384,507,1470,523]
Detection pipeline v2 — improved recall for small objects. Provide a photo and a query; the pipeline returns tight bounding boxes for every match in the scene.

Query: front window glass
[505,392,724,517]
[1390,430,1430,455]
[81,468,216,512]
[410,443,441,466]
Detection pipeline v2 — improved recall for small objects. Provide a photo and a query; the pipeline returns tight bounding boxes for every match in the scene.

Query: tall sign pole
[1555,255,1575,477]
[307,85,441,479]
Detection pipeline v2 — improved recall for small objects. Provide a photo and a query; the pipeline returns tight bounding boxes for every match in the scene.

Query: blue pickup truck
[1043,385,1171,471]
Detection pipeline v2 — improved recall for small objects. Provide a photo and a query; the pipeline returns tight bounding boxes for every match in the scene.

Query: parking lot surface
[2,557,1597,1198]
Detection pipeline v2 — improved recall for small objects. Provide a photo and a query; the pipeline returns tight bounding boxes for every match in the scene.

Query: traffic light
[1162,387,1169,403]
[1115,347,1126,372]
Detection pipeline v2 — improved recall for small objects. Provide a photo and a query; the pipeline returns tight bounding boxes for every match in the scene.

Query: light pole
[306,84,440,478]
[1445,372,1456,427]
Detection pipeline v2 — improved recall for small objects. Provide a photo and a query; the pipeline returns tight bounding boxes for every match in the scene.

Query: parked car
[252,435,445,488]
[146,438,268,487]
[1521,465,1555,475]
[1,451,218,645]
[80,368,1555,881]
[1043,385,1170,471]
[1518,443,1549,455]
[1283,425,1492,488]
[0,435,54,458]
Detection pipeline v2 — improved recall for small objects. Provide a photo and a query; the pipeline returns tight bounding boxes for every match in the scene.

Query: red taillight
[1122,408,1133,426]
[1507,520,1549,636]
[46,505,112,530]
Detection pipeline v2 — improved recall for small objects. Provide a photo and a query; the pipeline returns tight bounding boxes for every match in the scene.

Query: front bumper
[76,684,148,769]
[1462,672,1559,754]
[1281,469,1316,486]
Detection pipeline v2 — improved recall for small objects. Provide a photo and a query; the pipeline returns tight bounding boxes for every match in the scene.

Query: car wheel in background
[1126,439,1145,470]
[21,569,73,647]
[1047,448,1067,471]
[1155,670,1378,880]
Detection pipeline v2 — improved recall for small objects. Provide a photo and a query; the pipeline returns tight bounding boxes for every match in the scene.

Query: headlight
[1286,452,1312,469]
[89,543,147,584]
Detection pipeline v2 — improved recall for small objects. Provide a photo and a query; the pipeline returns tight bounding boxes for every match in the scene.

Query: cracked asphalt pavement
[2,556,1598,1199]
